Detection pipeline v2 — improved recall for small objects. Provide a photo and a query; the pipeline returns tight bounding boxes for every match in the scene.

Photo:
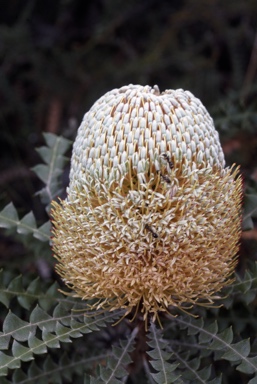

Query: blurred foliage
[1,0,257,382]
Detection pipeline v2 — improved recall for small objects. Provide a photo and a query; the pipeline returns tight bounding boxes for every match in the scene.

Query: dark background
[1,0,257,264]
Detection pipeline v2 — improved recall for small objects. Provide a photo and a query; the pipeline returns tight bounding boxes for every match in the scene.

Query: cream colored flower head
[52,84,242,321]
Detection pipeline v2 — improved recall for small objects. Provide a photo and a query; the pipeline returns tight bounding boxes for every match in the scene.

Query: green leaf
[17,277,41,310]
[55,322,73,343]
[36,146,54,165]
[0,272,63,312]
[243,194,257,230]
[28,333,48,355]
[147,322,179,384]
[12,368,27,382]
[223,262,257,308]
[30,306,57,332]
[0,351,21,374]
[183,364,211,382]
[17,211,37,235]
[168,348,213,383]
[173,315,257,377]
[0,203,19,229]
[210,327,233,350]
[3,312,36,342]
[208,376,222,384]
[248,375,257,384]
[42,327,60,349]
[12,340,34,362]
[0,333,10,351]
[0,202,50,246]
[7,275,23,295]
[32,164,48,183]
[222,339,251,362]
[69,308,125,334]
[38,281,63,311]
[199,322,218,344]
[43,132,71,154]
[34,221,51,241]
[86,328,137,384]
[32,133,72,208]
[237,356,257,375]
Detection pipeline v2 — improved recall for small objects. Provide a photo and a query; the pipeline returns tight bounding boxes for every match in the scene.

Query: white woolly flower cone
[52,84,242,321]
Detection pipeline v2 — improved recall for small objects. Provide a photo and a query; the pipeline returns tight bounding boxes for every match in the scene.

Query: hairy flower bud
[52,84,242,321]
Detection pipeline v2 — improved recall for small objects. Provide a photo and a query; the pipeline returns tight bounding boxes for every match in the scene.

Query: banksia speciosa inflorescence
[51,84,242,322]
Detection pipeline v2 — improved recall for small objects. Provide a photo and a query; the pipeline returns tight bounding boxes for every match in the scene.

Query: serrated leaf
[222,339,250,362]
[147,322,179,384]
[31,164,50,184]
[197,366,212,381]
[34,221,51,241]
[236,356,257,374]
[12,340,34,362]
[27,361,42,379]
[208,376,222,384]
[43,355,61,382]
[59,353,73,380]
[32,133,72,206]
[0,272,62,313]
[17,211,37,235]
[224,263,257,307]
[3,312,36,341]
[42,327,60,348]
[243,194,257,230]
[36,146,53,165]
[187,318,204,336]
[7,275,23,293]
[27,277,42,294]
[181,363,211,382]
[28,333,48,355]
[52,302,74,325]
[0,291,12,308]
[55,322,72,343]
[248,376,257,384]
[236,271,252,293]
[30,306,57,332]
[39,281,62,311]
[173,315,257,379]
[43,132,71,153]
[0,333,10,350]
[79,309,125,334]
[199,322,218,344]
[0,202,50,247]
[150,370,180,384]
[150,359,177,373]
[17,294,36,310]
[0,203,19,229]
[0,351,21,373]
[210,327,233,350]
[89,328,137,384]
[13,368,27,382]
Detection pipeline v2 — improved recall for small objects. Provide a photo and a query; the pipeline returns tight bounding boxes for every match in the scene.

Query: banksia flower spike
[51,84,242,322]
